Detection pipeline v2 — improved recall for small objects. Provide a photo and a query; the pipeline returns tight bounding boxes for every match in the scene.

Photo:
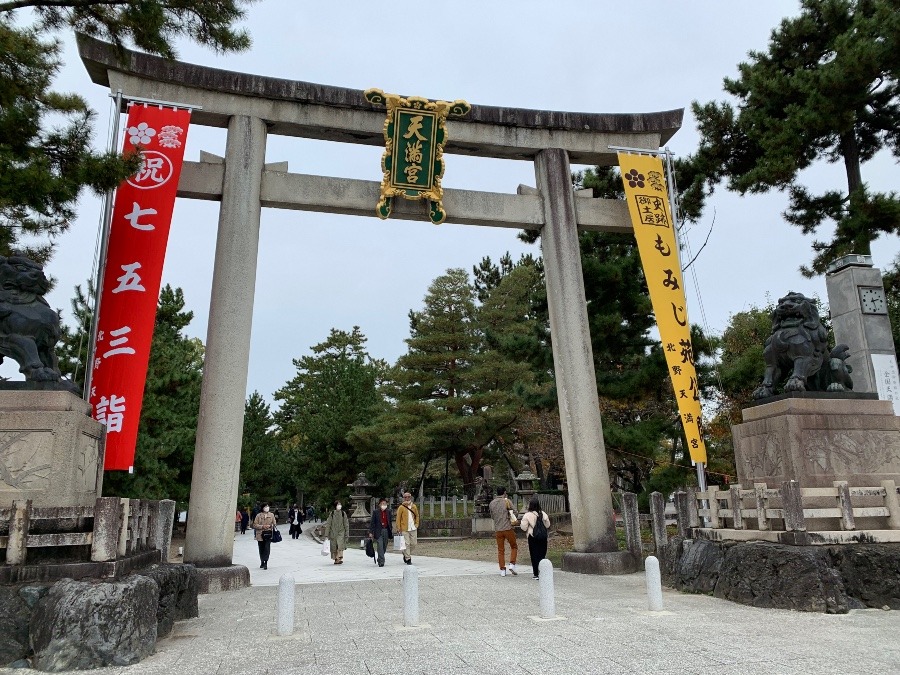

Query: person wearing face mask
[368,497,393,567]
[324,499,350,565]
[251,502,277,570]
[395,492,420,565]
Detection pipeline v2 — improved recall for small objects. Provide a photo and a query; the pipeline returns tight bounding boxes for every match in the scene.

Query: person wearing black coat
[368,498,393,567]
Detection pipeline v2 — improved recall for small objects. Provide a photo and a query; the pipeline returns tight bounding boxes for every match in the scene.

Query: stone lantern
[347,472,373,521]
[514,469,538,503]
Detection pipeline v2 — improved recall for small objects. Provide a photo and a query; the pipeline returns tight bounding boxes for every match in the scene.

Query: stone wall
[661,537,900,614]
[0,564,198,669]
[417,518,473,537]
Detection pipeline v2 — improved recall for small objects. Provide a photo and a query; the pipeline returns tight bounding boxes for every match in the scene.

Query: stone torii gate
[79,35,683,578]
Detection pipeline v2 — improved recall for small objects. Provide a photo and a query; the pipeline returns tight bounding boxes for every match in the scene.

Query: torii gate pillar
[184,115,266,568]
[536,149,634,573]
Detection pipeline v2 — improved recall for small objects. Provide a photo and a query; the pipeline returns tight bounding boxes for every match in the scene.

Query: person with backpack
[520,497,551,579]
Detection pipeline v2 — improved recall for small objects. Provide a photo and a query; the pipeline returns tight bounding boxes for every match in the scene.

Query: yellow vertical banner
[617,153,707,464]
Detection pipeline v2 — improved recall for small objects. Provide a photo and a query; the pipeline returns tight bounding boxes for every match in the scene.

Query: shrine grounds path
[5,529,898,675]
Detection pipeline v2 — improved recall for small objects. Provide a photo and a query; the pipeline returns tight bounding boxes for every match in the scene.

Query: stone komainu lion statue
[0,255,64,382]
[752,291,853,400]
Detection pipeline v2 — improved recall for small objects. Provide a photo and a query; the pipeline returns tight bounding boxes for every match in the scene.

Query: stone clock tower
[825,254,900,408]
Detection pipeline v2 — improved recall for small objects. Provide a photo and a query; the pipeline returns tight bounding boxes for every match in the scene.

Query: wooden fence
[0,497,176,566]
[685,479,900,544]
[368,493,569,520]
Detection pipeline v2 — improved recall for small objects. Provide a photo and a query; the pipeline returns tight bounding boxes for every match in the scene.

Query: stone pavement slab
[5,547,896,675]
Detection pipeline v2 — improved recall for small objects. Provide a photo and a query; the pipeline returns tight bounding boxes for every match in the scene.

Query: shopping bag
[321,538,330,556]
[394,534,406,551]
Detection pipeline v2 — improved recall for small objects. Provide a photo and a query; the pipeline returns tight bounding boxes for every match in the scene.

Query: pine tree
[689,0,900,275]
[57,280,94,391]
[239,392,283,504]
[0,26,137,262]
[0,1,255,258]
[274,328,387,508]
[352,269,538,495]
[102,285,203,502]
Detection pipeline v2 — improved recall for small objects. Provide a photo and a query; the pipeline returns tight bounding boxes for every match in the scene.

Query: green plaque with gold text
[364,88,470,224]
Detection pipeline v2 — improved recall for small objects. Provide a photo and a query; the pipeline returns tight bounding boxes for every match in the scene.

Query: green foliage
[351,269,540,496]
[238,391,283,504]
[0,25,138,262]
[274,327,387,509]
[57,280,94,392]
[688,0,900,275]
[0,1,255,258]
[103,285,203,503]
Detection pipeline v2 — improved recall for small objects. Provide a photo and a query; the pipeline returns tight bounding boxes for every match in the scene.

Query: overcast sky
[12,1,900,404]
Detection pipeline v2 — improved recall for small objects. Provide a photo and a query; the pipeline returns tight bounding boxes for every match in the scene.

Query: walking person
[252,502,277,570]
[489,487,518,576]
[240,508,249,535]
[395,492,419,565]
[368,497,393,567]
[324,500,349,564]
[520,497,551,579]
[290,505,302,539]
[287,504,297,539]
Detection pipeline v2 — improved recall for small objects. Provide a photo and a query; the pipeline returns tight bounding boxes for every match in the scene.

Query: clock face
[859,286,888,314]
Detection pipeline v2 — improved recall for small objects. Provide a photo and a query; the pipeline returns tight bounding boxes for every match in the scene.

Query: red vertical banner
[90,103,191,471]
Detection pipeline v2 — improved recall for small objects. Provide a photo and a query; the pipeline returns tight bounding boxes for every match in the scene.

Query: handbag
[365,537,375,558]
[271,526,282,543]
[321,538,330,556]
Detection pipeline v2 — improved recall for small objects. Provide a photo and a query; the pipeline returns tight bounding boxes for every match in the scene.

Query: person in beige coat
[520,497,551,579]
[324,500,350,564]
[252,502,277,570]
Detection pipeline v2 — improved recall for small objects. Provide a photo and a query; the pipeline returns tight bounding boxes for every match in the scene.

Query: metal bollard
[403,565,419,627]
[645,556,663,612]
[277,574,295,636]
[538,559,555,619]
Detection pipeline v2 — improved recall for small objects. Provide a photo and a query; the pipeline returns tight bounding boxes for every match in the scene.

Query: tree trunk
[840,129,871,255]
[416,456,432,497]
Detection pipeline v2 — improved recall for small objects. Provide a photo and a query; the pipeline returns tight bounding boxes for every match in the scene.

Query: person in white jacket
[520,497,551,579]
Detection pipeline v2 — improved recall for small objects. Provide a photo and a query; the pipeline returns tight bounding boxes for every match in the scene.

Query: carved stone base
[733,397,900,529]
[733,397,900,487]
[0,391,104,508]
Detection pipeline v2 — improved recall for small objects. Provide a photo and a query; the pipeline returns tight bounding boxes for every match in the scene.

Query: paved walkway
[233,525,498,585]
[4,531,898,674]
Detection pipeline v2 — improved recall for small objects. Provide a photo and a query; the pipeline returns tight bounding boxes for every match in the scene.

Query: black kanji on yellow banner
[364,88,470,224]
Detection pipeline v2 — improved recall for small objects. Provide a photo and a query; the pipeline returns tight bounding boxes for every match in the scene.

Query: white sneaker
[508,564,517,576]
[500,569,507,577]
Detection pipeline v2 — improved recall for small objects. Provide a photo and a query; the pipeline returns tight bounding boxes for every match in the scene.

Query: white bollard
[645,555,663,612]
[403,565,419,627]
[538,559,555,619]
[277,574,295,636]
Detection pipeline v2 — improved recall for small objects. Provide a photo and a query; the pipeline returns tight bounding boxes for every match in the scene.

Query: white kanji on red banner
[90,103,192,471]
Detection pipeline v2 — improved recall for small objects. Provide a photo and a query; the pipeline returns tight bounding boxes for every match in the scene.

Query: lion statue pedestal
[732,395,900,529]
[0,390,104,508]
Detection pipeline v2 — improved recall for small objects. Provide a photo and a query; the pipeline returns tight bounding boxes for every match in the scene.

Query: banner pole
[84,89,124,402]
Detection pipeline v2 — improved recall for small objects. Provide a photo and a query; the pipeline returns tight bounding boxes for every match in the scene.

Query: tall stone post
[535,149,634,574]
[185,115,266,569]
